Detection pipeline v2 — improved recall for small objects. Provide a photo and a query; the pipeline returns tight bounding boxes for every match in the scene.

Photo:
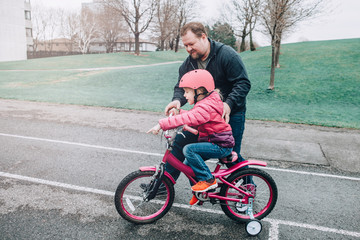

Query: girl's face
[183,87,195,105]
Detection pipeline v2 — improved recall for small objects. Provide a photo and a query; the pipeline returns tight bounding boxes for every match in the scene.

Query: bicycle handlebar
[183,124,199,135]
[164,113,198,141]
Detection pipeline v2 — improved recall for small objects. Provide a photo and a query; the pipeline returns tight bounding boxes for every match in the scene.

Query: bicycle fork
[144,162,165,201]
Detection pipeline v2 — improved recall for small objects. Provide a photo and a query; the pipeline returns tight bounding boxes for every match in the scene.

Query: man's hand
[222,102,231,123]
[164,100,181,116]
[147,123,161,135]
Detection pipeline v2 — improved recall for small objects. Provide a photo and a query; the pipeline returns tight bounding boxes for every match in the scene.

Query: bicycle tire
[220,168,277,223]
[114,170,175,224]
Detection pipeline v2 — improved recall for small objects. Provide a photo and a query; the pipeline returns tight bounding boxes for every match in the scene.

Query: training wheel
[245,220,262,236]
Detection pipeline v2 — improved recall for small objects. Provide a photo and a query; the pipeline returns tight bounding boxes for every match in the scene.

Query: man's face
[181,31,209,60]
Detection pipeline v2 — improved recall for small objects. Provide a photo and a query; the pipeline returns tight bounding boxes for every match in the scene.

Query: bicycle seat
[219,151,238,164]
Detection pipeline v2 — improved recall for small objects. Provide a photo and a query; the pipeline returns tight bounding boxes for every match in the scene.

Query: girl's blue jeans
[183,142,232,181]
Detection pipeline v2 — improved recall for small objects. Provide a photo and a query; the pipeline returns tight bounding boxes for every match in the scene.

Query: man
[165,22,251,181]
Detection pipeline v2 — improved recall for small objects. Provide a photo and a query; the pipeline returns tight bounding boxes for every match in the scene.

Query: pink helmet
[179,69,215,92]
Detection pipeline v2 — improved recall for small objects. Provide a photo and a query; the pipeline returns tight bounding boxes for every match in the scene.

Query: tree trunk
[168,38,174,50]
[160,39,165,51]
[174,33,180,52]
[249,30,256,51]
[274,37,281,68]
[134,33,140,55]
[268,43,276,90]
[240,35,246,52]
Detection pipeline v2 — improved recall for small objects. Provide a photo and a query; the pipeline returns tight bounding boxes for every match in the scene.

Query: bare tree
[96,5,127,53]
[44,8,63,55]
[60,11,78,53]
[106,0,157,55]
[225,0,261,52]
[75,7,98,54]
[31,4,63,56]
[31,3,47,56]
[172,0,196,52]
[248,0,261,51]
[154,0,177,51]
[261,0,324,90]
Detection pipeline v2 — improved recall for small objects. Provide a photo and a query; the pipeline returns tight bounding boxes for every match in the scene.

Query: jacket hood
[208,38,224,59]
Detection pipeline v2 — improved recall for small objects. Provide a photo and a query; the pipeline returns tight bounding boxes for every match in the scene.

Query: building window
[25,10,31,20]
[26,28,32,37]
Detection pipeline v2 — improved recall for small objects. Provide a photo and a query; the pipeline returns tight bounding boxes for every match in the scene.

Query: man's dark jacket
[172,38,251,114]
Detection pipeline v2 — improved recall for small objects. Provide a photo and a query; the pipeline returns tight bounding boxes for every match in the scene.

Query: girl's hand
[147,124,161,135]
[168,107,180,116]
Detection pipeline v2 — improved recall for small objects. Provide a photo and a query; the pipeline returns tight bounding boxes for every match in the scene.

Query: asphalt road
[1,110,360,240]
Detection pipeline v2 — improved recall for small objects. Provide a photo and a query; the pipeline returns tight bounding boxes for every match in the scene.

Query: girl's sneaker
[189,194,200,205]
[191,178,218,192]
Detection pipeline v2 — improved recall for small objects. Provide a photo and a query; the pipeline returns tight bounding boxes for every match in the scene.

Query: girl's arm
[159,104,211,131]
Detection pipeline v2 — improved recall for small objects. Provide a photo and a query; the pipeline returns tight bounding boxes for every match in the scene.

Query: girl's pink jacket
[159,91,235,148]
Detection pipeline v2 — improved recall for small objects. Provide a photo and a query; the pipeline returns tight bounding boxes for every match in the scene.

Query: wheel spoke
[114,171,174,224]
[220,168,277,223]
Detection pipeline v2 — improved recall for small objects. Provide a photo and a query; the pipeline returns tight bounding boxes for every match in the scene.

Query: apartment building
[0,0,33,62]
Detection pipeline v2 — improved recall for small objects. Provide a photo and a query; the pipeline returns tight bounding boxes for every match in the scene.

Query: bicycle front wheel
[220,168,277,223]
[114,170,175,224]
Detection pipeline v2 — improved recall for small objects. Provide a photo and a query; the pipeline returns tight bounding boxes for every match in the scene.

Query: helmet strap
[194,88,209,104]
[194,89,199,104]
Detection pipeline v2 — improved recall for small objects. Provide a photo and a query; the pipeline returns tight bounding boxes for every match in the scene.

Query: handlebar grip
[183,125,199,135]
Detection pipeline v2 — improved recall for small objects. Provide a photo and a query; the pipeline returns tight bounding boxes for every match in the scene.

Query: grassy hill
[0,38,359,129]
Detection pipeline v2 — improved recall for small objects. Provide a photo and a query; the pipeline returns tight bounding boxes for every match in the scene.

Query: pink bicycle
[114,125,277,236]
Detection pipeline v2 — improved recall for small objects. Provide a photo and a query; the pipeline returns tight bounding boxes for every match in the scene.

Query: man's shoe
[191,178,218,192]
[189,194,200,205]
[140,183,167,195]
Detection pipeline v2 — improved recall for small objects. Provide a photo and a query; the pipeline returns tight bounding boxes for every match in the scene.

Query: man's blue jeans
[228,111,246,166]
[165,111,246,180]
[183,142,232,181]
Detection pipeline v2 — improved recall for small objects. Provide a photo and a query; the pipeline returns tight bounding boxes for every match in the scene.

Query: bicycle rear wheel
[114,170,175,224]
[220,168,277,223]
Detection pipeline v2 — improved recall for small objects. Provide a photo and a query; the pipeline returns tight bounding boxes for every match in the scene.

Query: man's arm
[222,46,251,112]
[165,61,190,115]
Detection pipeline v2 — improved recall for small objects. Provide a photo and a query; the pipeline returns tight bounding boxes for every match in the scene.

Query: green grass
[242,39,360,128]
[0,38,359,129]
[0,51,188,70]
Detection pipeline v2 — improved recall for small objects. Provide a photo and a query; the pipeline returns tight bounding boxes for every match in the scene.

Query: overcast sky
[31,0,360,46]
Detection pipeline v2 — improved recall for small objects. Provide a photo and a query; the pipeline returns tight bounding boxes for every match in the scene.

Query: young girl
[147,69,235,205]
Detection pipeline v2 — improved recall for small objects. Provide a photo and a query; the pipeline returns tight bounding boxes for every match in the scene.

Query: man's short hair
[180,22,207,38]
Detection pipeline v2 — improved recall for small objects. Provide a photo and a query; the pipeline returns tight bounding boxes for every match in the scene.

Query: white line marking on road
[265,218,360,238]
[1,132,359,182]
[0,171,114,196]
[1,171,360,239]
[262,166,360,182]
[0,132,163,157]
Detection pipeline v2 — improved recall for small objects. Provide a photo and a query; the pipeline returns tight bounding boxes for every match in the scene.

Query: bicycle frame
[139,148,267,204]
[115,125,277,236]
